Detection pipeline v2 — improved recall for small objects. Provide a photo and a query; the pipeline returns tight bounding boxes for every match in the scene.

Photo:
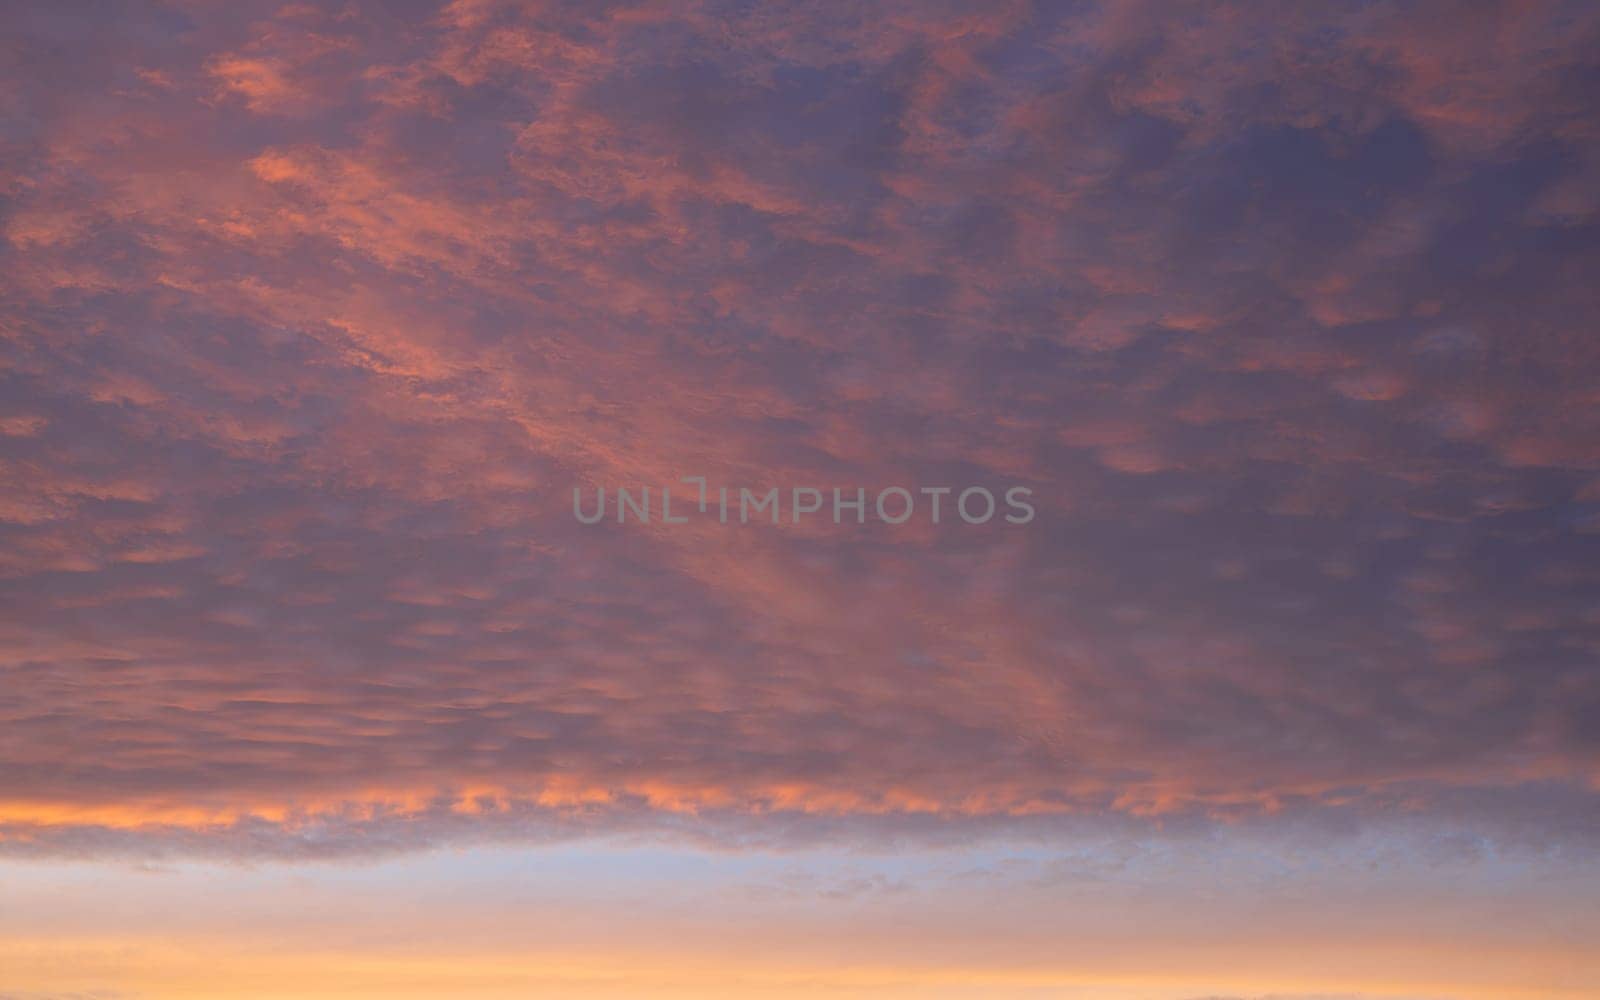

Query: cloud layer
[2,0,1599,857]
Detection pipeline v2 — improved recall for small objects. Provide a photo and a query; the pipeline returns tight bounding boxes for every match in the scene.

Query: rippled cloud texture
[3,0,1599,915]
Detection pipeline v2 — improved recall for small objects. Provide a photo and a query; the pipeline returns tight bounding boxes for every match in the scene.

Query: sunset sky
[3,2,1599,998]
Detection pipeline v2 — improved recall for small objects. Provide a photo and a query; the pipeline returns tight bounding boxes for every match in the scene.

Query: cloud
[1,0,1598,859]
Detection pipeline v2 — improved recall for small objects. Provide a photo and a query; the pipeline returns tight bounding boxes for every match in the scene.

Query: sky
[1,1,1599,998]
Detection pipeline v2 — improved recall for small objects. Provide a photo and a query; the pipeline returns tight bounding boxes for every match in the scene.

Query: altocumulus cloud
[0,0,1598,859]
